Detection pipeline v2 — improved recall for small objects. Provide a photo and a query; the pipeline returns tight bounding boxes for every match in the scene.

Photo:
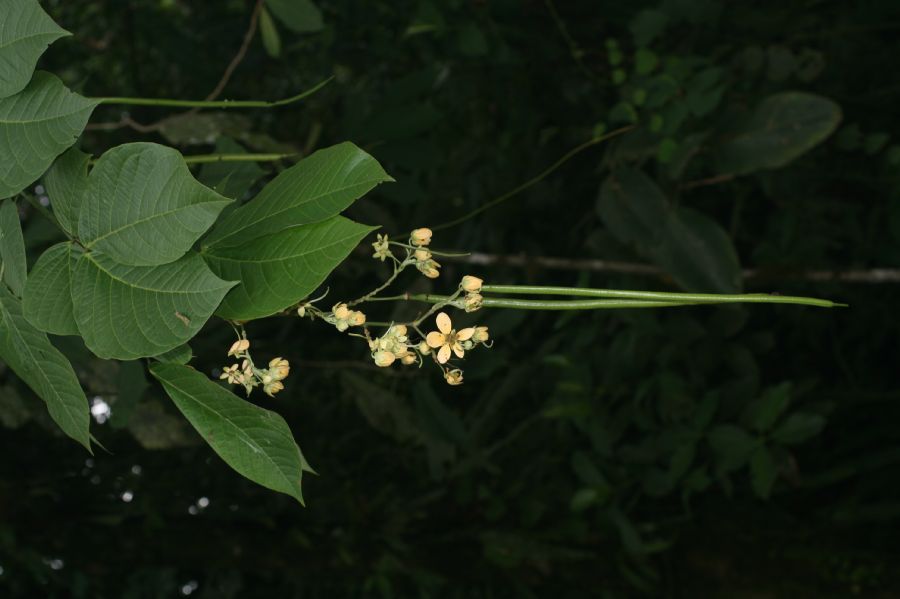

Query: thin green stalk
[431,127,632,232]
[481,284,846,309]
[182,153,293,165]
[95,76,333,109]
[395,294,703,310]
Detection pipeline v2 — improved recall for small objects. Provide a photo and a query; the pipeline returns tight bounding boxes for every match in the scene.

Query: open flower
[220,364,244,385]
[228,339,250,357]
[426,312,475,364]
[371,233,392,262]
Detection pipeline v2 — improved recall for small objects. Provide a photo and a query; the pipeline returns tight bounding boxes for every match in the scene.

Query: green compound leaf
[0,199,27,296]
[204,216,375,321]
[23,241,81,335]
[71,250,236,360]
[203,142,392,249]
[716,92,842,175]
[42,147,90,237]
[150,363,312,503]
[265,0,324,33]
[0,72,99,199]
[79,143,233,266]
[0,0,70,99]
[0,285,90,450]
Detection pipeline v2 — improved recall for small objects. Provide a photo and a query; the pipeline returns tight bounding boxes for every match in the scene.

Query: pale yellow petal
[437,344,451,364]
[426,332,446,348]
[452,343,465,359]
[436,312,452,334]
[457,327,475,341]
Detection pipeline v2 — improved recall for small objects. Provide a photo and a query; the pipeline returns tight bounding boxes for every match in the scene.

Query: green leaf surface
[23,241,81,335]
[716,92,842,175]
[42,147,90,236]
[0,0,70,98]
[258,7,282,58]
[749,446,778,499]
[203,142,392,249]
[198,137,266,200]
[0,71,98,199]
[772,412,825,445]
[152,344,193,365]
[0,285,90,449]
[204,216,375,321]
[71,250,236,360]
[746,383,792,432]
[265,0,324,33]
[79,143,232,266]
[708,424,757,473]
[597,168,741,292]
[0,199,27,295]
[150,363,311,503]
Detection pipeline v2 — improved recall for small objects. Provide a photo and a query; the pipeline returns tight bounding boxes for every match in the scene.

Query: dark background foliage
[1,0,899,596]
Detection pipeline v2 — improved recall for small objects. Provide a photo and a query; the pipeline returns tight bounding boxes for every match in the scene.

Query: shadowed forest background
[2,0,900,596]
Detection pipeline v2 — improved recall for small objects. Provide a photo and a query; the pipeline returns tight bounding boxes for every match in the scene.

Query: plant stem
[182,153,294,165]
[348,257,412,307]
[399,294,704,310]
[481,285,846,309]
[431,127,632,233]
[95,76,333,109]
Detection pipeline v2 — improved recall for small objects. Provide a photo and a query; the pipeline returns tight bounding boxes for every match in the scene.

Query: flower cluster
[424,312,489,385]
[409,227,441,279]
[328,303,366,332]
[220,338,291,397]
[369,324,417,367]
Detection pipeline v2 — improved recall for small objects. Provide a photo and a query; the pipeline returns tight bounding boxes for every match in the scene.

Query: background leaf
[750,446,778,499]
[198,137,265,200]
[0,199,27,296]
[71,250,235,360]
[150,363,312,503]
[0,0,70,98]
[204,216,375,321]
[78,143,232,266]
[0,71,98,199]
[203,142,392,249]
[772,412,826,445]
[716,92,842,175]
[265,0,324,33]
[22,241,81,335]
[0,285,90,450]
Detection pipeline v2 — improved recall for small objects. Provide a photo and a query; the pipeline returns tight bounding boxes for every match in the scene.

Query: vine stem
[348,255,413,307]
[181,153,293,165]
[480,285,846,309]
[94,76,333,109]
[431,126,632,233]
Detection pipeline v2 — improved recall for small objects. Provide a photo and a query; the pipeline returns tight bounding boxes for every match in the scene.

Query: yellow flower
[268,357,290,381]
[227,339,250,357]
[414,248,432,262]
[264,380,284,397]
[417,341,431,355]
[371,233,392,262]
[410,227,432,246]
[426,312,475,364]
[444,368,464,386]
[373,350,396,367]
[472,326,489,343]
[349,310,366,326]
[416,259,441,279]
[219,364,243,385]
[400,353,418,366]
[464,292,483,312]
[461,275,483,293]
[332,303,350,320]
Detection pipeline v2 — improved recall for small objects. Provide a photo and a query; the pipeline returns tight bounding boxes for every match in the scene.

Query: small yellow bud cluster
[220,338,291,397]
[369,324,418,367]
[330,303,366,332]
[371,233,392,262]
[409,227,441,279]
[460,275,484,313]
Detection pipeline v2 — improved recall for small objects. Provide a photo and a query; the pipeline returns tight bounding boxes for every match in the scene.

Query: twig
[204,0,265,102]
[441,252,900,284]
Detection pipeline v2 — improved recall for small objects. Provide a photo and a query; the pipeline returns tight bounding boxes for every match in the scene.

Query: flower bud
[269,357,290,380]
[264,380,285,397]
[332,303,350,320]
[372,350,396,367]
[464,293,483,312]
[400,353,418,365]
[444,369,464,386]
[410,227,432,247]
[414,248,432,262]
[349,311,366,326]
[418,341,431,355]
[227,339,250,356]
[461,275,483,293]
[472,326,489,343]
